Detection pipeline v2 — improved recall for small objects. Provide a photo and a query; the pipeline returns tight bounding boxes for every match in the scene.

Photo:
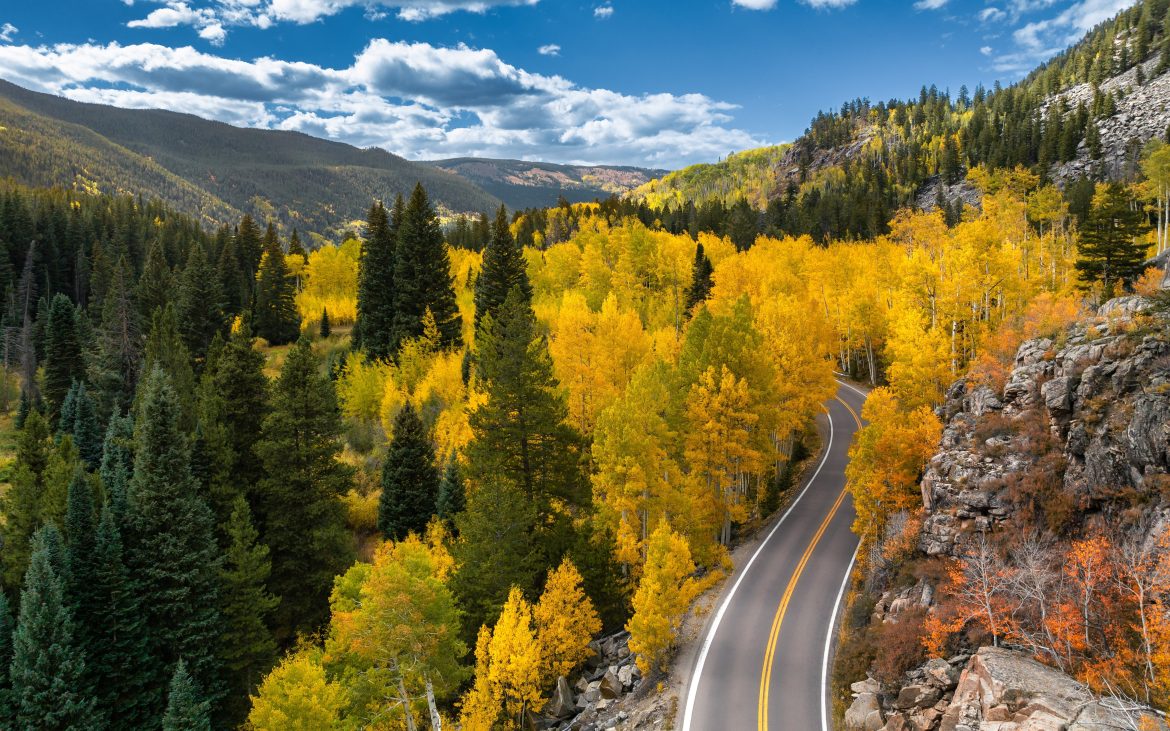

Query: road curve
[681,381,866,731]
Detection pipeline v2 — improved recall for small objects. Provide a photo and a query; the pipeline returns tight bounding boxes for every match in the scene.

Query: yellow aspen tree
[534,558,602,685]
[458,625,500,731]
[248,651,348,731]
[488,587,543,729]
[627,521,699,674]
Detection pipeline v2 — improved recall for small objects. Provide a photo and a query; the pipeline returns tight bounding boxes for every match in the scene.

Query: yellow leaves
[459,626,500,731]
[248,651,348,731]
[534,558,602,685]
[487,588,544,727]
[626,521,700,674]
[884,307,951,410]
[336,352,391,423]
[296,238,359,327]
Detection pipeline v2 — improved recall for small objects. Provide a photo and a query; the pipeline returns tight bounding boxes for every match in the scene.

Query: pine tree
[1,410,54,590]
[436,455,466,528]
[254,225,301,346]
[684,243,714,313]
[143,304,198,433]
[43,293,84,420]
[217,496,278,724]
[125,367,225,719]
[89,503,153,728]
[355,200,398,359]
[235,215,264,288]
[319,307,331,339]
[288,229,307,258]
[0,591,13,722]
[452,478,539,642]
[466,287,585,514]
[391,184,462,353]
[162,660,212,731]
[63,469,98,639]
[99,411,134,520]
[474,205,531,332]
[138,240,174,322]
[254,338,353,640]
[1076,182,1148,294]
[378,403,440,540]
[66,382,102,470]
[9,525,98,730]
[89,256,141,420]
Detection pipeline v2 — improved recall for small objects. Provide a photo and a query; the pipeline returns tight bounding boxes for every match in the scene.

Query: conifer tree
[89,503,153,728]
[125,367,225,718]
[174,240,222,362]
[235,215,264,287]
[1,411,54,589]
[63,470,98,637]
[138,240,174,321]
[163,660,212,731]
[466,287,585,514]
[378,403,440,540]
[9,525,97,730]
[1076,182,1148,294]
[217,496,278,724]
[0,592,12,722]
[254,225,301,346]
[355,200,397,359]
[288,229,307,259]
[436,455,466,528]
[43,293,84,419]
[99,411,134,520]
[144,304,198,432]
[474,205,531,332]
[89,256,141,419]
[391,184,462,353]
[254,338,353,640]
[319,307,331,339]
[65,382,102,470]
[684,243,714,313]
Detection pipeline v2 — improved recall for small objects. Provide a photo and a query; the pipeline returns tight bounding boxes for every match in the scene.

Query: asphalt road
[681,381,866,731]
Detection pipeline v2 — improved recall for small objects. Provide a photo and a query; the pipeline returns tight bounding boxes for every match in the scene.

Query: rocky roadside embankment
[846,292,1170,731]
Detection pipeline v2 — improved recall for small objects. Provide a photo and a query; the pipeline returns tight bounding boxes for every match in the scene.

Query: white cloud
[800,0,857,9]
[0,23,17,43]
[978,6,1006,21]
[914,0,948,9]
[980,45,993,55]
[128,2,229,45]
[731,0,778,9]
[0,39,765,167]
[537,43,560,56]
[593,4,613,18]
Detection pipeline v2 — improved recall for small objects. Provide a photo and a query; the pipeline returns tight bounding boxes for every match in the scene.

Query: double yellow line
[757,396,863,731]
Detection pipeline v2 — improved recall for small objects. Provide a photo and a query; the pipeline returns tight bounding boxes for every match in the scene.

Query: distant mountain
[426,157,666,210]
[0,79,500,241]
[630,145,790,211]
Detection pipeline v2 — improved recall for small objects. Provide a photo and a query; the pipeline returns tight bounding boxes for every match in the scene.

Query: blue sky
[0,0,1140,168]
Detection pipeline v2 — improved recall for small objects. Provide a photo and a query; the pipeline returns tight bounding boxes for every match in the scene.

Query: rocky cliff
[845,290,1170,731]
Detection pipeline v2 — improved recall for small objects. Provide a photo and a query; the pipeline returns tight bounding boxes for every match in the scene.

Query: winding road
[681,380,866,731]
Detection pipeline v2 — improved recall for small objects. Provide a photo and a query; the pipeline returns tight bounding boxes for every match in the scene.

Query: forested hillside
[634,0,1170,243]
[0,79,500,240]
[426,158,665,210]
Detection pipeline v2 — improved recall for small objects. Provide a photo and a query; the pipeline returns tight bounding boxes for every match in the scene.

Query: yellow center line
[756,396,862,731]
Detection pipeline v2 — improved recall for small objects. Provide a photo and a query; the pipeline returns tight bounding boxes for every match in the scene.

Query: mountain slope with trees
[427,158,666,210]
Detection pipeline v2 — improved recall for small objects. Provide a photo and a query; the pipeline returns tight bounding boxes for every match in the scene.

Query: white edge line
[832,373,870,400]
[821,543,860,731]
[680,403,836,731]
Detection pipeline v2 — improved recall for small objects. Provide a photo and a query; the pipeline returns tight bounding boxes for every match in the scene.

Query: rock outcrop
[920,295,1170,558]
[536,631,645,731]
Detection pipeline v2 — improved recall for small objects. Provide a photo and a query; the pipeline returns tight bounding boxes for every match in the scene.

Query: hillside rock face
[920,295,1170,558]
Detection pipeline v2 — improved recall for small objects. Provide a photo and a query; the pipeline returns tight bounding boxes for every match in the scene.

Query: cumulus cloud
[0,38,764,167]
[0,23,17,43]
[731,0,778,9]
[537,43,560,56]
[593,4,613,18]
[125,0,540,41]
[980,45,993,55]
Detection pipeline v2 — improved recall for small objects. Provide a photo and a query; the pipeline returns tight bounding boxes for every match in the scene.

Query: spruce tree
[89,256,141,420]
[99,411,134,521]
[90,504,153,728]
[162,660,212,731]
[235,215,264,287]
[355,200,398,359]
[474,204,531,332]
[0,591,12,722]
[253,225,301,346]
[43,293,84,420]
[125,367,225,719]
[254,338,353,640]
[67,382,102,470]
[288,229,307,259]
[390,184,462,353]
[63,470,98,643]
[9,525,98,730]
[0,411,54,590]
[436,455,466,529]
[176,244,224,367]
[143,304,198,432]
[378,403,440,540]
[1075,182,1148,294]
[138,240,174,322]
[466,287,585,513]
[217,496,277,724]
[684,243,714,313]
[320,307,331,339]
